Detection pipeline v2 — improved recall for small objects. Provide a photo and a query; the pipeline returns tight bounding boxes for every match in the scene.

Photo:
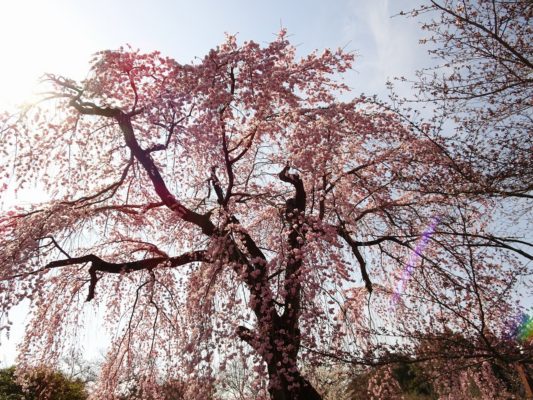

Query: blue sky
[0,0,430,366]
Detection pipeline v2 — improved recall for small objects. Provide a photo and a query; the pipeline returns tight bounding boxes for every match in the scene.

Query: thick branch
[278,166,307,329]
[4,251,206,302]
[66,97,216,236]
[115,113,215,234]
[236,325,255,347]
[210,167,225,205]
[279,166,306,212]
[338,227,373,294]
[69,99,121,118]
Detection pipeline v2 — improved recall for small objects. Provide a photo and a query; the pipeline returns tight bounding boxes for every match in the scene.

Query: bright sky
[0,0,429,366]
[0,0,427,107]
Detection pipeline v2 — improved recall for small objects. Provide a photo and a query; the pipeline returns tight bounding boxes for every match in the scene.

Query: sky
[0,0,430,366]
[0,0,427,108]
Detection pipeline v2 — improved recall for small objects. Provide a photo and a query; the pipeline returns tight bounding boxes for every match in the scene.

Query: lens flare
[391,216,440,305]
[506,313,533,343]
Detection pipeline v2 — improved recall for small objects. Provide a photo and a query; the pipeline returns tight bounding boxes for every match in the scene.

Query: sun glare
[0,1,98,209]
[0,1,92,108]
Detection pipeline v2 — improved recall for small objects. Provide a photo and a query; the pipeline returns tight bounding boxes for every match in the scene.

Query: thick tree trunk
[237,324,323,400]
[266,363,322,400]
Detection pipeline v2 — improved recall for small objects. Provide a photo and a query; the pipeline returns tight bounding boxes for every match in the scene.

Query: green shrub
[0,366,87,400]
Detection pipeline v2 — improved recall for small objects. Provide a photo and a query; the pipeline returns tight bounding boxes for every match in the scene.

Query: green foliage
[392,362,436,400]
[0,366,87,400]
[0,368,21,400]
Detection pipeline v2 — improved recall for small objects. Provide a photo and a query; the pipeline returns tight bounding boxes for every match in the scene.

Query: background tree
[401,0,532,199]
[0,366,87,400]
[385,4,533,385]
[0,31,530,399]
[217,359,262,400]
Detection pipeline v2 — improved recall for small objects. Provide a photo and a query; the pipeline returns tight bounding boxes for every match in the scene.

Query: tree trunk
[266,363,322,400]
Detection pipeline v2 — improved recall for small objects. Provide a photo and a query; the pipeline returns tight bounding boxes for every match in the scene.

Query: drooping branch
[63,154,134,207]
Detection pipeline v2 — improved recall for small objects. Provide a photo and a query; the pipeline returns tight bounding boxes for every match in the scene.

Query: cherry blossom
[0,31,530,399]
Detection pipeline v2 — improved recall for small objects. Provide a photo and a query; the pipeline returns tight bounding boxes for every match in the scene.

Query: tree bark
[266,363,322,400]
[237,322,323,400]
